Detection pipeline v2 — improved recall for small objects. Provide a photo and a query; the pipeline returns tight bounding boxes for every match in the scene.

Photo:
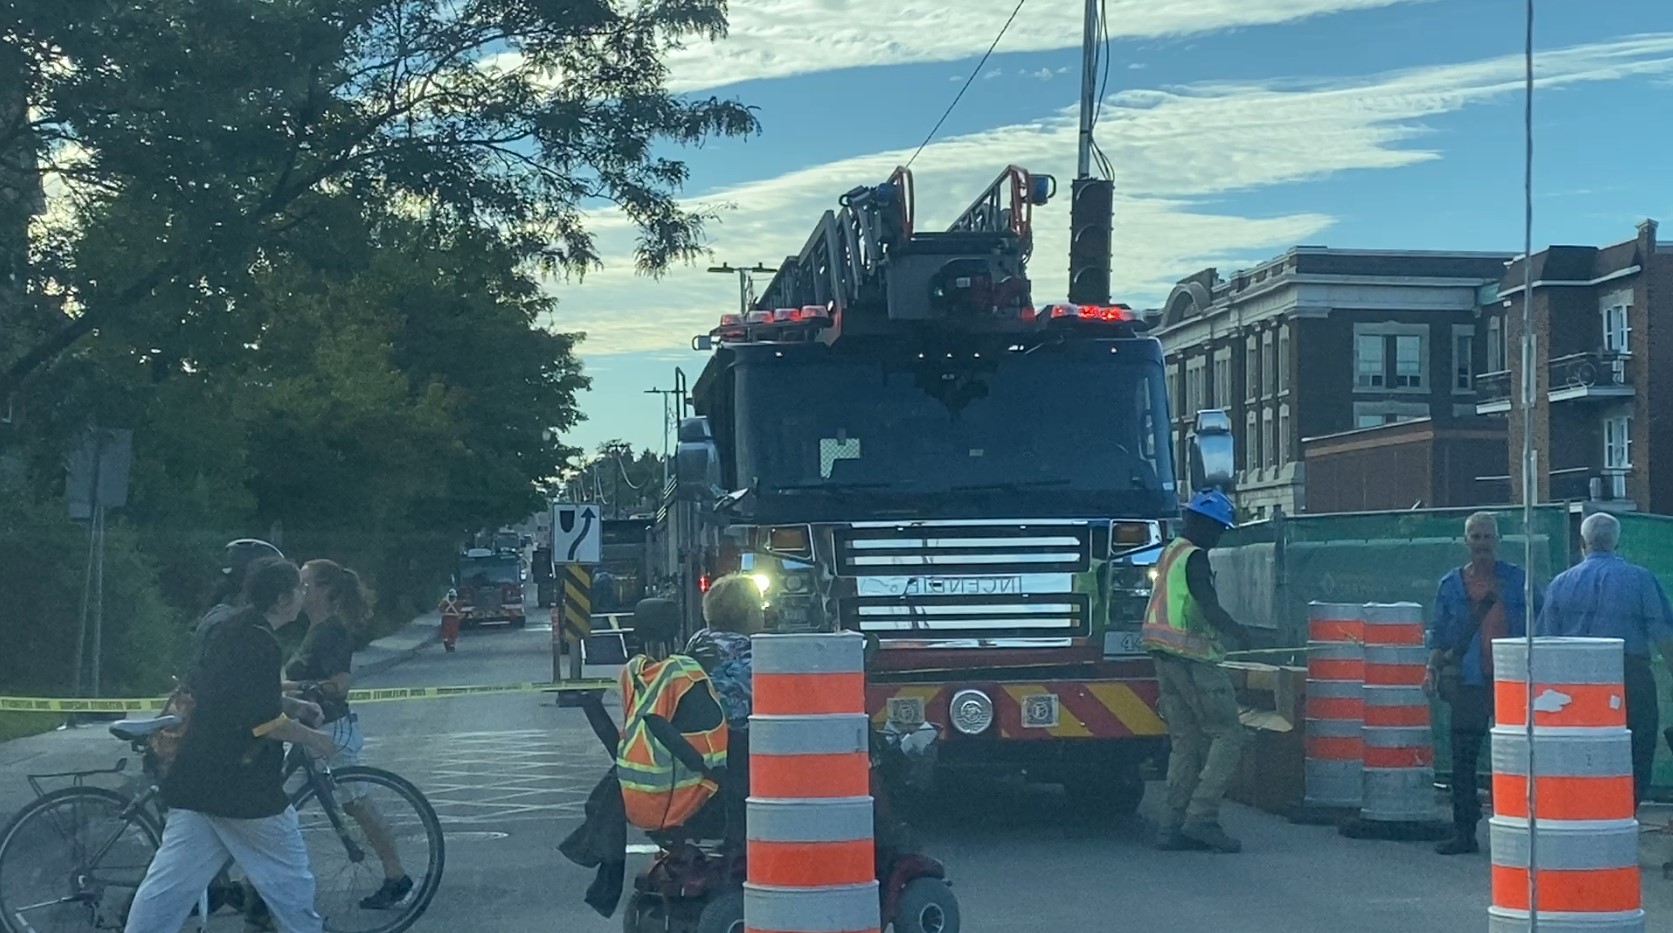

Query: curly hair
[702,573,765,635]
[241,557,301,612]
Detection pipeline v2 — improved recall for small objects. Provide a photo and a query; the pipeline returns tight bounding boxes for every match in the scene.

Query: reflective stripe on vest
[1139,537,1223,662]
[615,654,728,831]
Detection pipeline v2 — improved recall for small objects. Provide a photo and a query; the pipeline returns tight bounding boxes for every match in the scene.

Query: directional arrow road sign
[552,501,601,564]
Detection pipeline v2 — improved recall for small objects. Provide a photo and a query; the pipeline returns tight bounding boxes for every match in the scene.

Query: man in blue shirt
[1425,512,1537,855]
[1536,511,1673,807]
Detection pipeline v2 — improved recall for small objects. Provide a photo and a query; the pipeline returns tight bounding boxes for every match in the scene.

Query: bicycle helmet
[221,538,284,577]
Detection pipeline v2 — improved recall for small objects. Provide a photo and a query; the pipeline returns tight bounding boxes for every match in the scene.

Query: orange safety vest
[1139,537,1224,662]
[616,654,729,831]
[438,595,460,616]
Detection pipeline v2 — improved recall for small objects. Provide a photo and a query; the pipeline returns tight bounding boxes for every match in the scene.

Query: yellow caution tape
[0,679,619,714]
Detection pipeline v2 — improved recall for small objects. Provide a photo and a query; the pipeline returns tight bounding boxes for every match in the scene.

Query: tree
[573,440,662,517]
[3,0,759,396]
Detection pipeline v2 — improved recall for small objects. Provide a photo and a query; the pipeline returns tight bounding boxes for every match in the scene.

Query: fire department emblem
[1021,694,1060,729]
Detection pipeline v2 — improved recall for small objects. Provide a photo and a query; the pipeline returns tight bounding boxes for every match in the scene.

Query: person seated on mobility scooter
[574,581,959,933]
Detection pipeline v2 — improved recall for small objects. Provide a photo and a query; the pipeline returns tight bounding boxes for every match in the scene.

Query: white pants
[124,806,323,933]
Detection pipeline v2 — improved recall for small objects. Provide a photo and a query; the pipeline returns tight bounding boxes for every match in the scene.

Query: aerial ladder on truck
[705,164,1143,348]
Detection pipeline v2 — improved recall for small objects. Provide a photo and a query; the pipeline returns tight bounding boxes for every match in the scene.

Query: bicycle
[0,715,445,933]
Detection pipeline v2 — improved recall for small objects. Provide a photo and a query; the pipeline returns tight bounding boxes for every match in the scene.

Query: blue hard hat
[1184,490,1236,528]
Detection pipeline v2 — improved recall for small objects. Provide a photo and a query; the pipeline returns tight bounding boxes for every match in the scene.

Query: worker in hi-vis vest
[1140,489,1253,854]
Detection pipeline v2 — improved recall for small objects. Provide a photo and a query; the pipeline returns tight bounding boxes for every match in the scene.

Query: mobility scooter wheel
[695,890,744,933]
[892,877,959,933]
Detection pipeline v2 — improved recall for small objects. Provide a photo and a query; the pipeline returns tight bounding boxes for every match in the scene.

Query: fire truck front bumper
[867,679,1166,743]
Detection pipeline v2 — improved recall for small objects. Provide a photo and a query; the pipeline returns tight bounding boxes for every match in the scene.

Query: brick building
[1156,248,1513,518]
[1301,417,1508,513]
[1478,220,1673,512]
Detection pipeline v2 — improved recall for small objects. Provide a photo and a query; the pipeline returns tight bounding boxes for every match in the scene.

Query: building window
[1213,352,1231,409]
[1605,415,1632,470]
[1245,409,1259,470]
[1262,331,1276,397]
[1262,409,1276,468]
[1278,404,1291,465]
[1486,316,1505,372]
[1355,334,1385,389]
[1186,359,1206,416]
[1453,326,1474,392]
[1355,324,1429,392]
[1394,335,1422,388]
[1245,338,1259,401]
[1277,325,1291,394]
[1353,400,1429,429]
[1603,303,1631,354]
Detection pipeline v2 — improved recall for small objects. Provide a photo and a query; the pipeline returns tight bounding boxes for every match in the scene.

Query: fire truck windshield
[732,342,1176,518]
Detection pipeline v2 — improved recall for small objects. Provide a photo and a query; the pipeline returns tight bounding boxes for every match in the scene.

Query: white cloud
[982,67,1003,80]
[1028,67,1055,80]
[663,0,1428,91]
[545,33,1673,358]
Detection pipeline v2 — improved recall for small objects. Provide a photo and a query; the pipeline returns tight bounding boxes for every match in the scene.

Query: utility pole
[707,262,778,316]
[1077,0,1099,179]
[644,384,682,480]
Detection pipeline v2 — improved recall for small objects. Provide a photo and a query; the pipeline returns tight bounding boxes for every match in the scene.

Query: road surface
[349,622,1673,932]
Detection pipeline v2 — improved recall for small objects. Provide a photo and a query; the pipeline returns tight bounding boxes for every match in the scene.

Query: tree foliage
[0,0,759,698]
[3,0,759,394]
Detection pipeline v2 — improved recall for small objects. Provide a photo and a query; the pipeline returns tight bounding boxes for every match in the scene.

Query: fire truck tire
[509,615,527,629]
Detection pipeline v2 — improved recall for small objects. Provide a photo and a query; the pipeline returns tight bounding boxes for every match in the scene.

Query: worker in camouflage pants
[1140,490,1252,853]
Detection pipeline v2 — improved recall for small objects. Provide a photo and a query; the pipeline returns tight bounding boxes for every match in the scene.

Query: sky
[553,0,1673,455]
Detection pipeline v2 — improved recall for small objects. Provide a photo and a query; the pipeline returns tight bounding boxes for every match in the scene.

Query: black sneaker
[360,876,414,910]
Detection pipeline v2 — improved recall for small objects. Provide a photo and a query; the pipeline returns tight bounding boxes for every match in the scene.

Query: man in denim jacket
[1425,511,1538,855]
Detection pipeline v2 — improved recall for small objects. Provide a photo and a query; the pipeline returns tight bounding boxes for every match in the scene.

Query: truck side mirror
[1189,409,1236,492]
[675,416,722,501]
[691,334,713,352]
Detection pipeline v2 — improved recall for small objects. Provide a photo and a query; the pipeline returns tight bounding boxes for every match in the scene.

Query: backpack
[145,680,195,779]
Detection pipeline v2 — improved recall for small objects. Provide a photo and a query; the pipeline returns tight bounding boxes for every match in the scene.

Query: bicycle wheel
[0,786,161,933]
[292,767,443,933]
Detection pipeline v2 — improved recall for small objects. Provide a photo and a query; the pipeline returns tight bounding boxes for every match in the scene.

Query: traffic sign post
[562,564,592,681]
[551,502,602,565]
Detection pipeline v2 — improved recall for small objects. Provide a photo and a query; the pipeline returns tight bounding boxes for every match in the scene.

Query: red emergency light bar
[1043,302,1136,322]
[708,304,833,344]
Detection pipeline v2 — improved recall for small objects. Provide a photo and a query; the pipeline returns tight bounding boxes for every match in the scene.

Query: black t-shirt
[163,610,289,819]
[284,617,355,723]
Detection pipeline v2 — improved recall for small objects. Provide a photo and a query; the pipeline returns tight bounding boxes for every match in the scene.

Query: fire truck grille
[834,521,1092,642]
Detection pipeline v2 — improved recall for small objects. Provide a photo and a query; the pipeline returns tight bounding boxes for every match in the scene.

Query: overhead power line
[905,0,1029,169]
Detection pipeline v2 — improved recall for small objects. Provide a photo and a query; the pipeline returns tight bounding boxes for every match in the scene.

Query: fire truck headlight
[751,573,772,595]
[949,689,995,735]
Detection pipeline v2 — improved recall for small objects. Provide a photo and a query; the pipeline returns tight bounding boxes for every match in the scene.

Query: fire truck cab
[650,165,1235,813]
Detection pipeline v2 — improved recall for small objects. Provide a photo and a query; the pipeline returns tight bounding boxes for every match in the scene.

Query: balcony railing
[1548,351,1632,400]
[1476,370,1512,408]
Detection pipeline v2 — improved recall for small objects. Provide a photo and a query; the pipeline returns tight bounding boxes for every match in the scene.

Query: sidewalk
[0,614,441,822]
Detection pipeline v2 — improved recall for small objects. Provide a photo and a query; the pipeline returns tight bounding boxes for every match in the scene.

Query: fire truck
[650,165,1233,813]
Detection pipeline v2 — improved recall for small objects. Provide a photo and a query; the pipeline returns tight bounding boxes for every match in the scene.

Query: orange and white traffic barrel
[1357,602,1439,825]
[1303,602,1365,811]
[746,632,880,933]
[1489,636,1643,932]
